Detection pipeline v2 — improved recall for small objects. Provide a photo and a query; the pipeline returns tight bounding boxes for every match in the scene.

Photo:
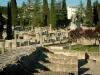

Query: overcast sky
[0,0,100,6]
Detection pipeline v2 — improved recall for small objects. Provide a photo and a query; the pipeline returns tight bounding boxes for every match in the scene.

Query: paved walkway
[79,59,100,75]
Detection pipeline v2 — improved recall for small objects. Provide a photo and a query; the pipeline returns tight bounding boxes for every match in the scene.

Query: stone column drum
[0,39,5,54]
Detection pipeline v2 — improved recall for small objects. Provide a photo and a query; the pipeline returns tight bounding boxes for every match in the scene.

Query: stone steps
[45,58,77,65]
[44,53,66,58]
[33,48,79,75]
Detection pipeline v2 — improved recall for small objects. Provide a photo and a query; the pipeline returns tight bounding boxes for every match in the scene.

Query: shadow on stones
[0,64,32,75]
[78,59,87,67]
[33,61,50,72]
[78,68,90,75]
[0,47,52,75]
[78,59,90,75]
[40,47,54,54]
[33,47,52,72]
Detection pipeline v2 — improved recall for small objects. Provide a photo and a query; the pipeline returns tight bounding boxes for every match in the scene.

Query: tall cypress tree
[97,3,100,27]
[42,0,49,27]
[11,0,18,26]
[93,0,99,25]
[97,3,100,21]
[85,0,93,26]
[55,1,62,28]
[61,0,68,27]
[80,0,84,25]
[7,2,13,40]
[50,0,56,29]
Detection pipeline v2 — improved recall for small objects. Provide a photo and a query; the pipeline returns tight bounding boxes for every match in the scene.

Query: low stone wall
[45,58,77,65]
[52,50,100,61]
[76,38,98,45]
[49,45,67,50]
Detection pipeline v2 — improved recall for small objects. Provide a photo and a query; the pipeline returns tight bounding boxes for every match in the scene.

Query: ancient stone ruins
[0,27,100,75]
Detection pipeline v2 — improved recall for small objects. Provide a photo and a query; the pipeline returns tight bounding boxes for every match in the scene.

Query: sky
[0,0,100,6]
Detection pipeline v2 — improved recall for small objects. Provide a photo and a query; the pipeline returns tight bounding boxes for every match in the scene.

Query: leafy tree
[85,0,93,26]
[19,1,32,26]
[18,7,23,26]
[6,1,13,40]
[11,0,18,26]
[69,28,83,42]
[42,0,49,27]
[34,0,41,11]
[28,0,33,5]
[93,0,99,25]
[50,0,56,29]
[0,6,7,17]
[75,0,84,26]
[33,0,42,26]
[84,29,95,39]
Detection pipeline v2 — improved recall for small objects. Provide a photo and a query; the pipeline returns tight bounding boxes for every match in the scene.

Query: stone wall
[52,50,100,62]
[76,38,98,45]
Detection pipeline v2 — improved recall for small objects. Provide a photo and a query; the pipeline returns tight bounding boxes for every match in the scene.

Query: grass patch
[71,45,99,52]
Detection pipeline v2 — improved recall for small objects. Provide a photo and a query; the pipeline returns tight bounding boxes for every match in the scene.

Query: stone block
[39,63,78,73]
[0,39,5,54]
[45,57,78,65]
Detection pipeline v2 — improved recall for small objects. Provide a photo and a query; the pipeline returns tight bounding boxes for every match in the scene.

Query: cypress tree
[85,0,93,26]
[42,0,49,27]
[0,12,5,39]
[97,3,100,27]
[61,0,68,27]
[97,3,100,21]
[80,0,84,25]
[50,0,56,29]
[93,0,99,25]
[11,0,18,26]
[6,2,13,40]
[55,1,62,28]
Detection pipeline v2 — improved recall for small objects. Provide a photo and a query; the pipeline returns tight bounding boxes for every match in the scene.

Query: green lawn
[71,45,99,52]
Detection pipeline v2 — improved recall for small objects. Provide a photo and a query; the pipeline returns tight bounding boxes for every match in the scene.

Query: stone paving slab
[80,59,100,75]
